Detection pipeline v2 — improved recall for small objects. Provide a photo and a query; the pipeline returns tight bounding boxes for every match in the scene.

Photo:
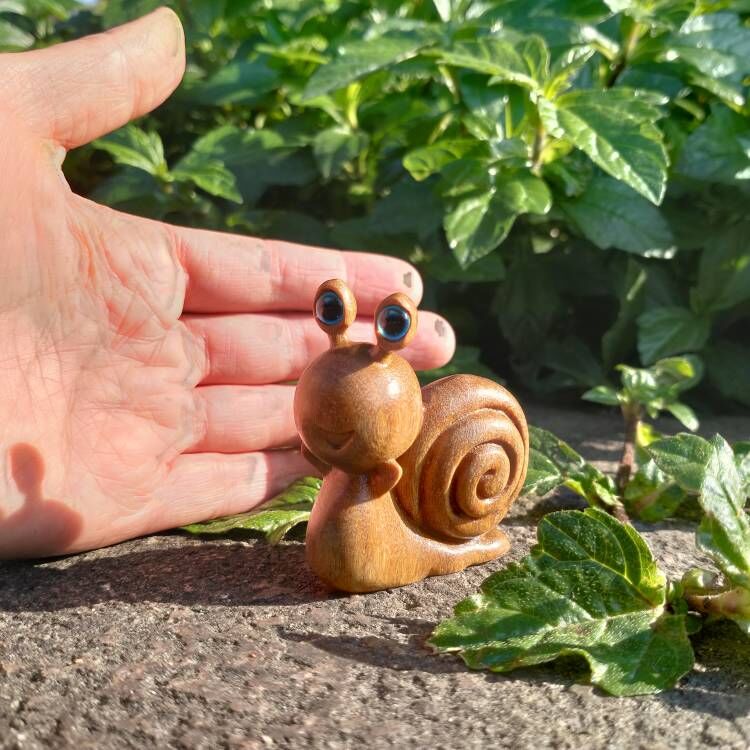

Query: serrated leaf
[437,35,550,90]
[648,435,750,592]
[529,426,620,509]
[303,31,435,99]
[539,90,668,204]
[172,151,242,203]
[180,477,321,544]
[430,508,694,696]
[93,125,166,176]
[636,306,710,365]
[560,175,675,258]
[618,355,703,411]
[444,171,551,267]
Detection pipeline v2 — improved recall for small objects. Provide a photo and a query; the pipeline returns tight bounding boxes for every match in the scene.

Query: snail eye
[315,291,345,327]
[376,305,411,342]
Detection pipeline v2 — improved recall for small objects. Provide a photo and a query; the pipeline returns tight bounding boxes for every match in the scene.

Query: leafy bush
[4,0,750,410]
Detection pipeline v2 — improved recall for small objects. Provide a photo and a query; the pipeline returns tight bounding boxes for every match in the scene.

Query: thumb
[4,7,185,149]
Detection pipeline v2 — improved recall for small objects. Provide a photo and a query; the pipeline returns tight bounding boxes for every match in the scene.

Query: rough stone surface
[1,405,749,749]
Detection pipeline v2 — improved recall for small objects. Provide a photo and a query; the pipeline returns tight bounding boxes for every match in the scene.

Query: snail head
[293,279,423,474]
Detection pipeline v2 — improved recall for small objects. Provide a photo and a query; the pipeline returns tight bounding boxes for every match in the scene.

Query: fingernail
[403,271,413,288]
[435,319,447,337]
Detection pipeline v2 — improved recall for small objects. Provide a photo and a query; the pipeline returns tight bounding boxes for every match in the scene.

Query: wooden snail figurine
[293,279,529,593]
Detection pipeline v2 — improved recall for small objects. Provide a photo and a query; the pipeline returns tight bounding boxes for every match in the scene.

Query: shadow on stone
[280,626,462,674]
[0,541,327,611]
[655,620,750,720]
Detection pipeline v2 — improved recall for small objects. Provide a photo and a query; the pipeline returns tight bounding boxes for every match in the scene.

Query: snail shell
[394,374,528,541]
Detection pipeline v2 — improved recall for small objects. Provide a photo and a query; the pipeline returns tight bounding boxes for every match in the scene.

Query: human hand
[0,9,455,557]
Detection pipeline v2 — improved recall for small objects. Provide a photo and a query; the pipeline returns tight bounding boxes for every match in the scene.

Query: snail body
[294,280,528,593]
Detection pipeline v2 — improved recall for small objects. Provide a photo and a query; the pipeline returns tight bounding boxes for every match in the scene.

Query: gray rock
[1,405,749,749]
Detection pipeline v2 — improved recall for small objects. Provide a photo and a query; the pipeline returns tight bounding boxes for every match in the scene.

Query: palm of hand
[0,10,453,557]
[1,103,204,554]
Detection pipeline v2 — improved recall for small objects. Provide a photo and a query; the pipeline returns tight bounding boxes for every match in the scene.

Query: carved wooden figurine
[293,279,529,593]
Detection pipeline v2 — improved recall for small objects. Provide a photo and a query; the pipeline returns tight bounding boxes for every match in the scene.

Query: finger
[173,227,423,314]
[7,8,185,149]
[151,450,314,531]
[190,385,298,453]
[184,311,456,385]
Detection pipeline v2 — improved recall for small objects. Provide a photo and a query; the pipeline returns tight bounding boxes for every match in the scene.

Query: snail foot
[429,526,510,577]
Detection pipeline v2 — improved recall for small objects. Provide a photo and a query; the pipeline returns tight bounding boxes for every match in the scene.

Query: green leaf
[636,306,710,365]
[303,31,435,99]
[313,126,368,180]
[172,151,242,203]
[664,13,750,82]
[90,168,167,219]
[370,178,443,238]
[179,126,316,204]
[539,89,668,204]
[560,175,675,257]
[706,341,750,408]
[582,385,621,407]
[180,59,279,106]
[618,355,703,410]
[677,106,750,185]
[432,0,452,22]
[0,16,34,50]
[180,477,321,544]
[539,336,606,390]
[93,125,166,176]
[529,426,620,510]
[430,508,694,696]
[624,460,688,522]
[649,435,750,591]
[691,222,750,314]
[437,35,550,90]
[735,442,750,499]
[444,171,551,267]
[665,402,699,431]
[523,450,564,497]
[403,139,485,182]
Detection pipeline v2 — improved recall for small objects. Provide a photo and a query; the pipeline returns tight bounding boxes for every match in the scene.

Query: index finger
[174,226,424,314]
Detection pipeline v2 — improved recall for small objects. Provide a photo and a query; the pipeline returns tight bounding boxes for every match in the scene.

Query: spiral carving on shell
[394,374,529,542]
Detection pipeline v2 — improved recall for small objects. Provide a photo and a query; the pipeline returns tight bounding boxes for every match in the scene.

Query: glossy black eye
[377,305,411,342]
[315,291,345,326]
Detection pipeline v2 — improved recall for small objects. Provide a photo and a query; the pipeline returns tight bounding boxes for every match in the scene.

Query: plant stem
[616,403,641,494]
[606,21,643,88]
[531,123,546,173]
[685,587,750,618]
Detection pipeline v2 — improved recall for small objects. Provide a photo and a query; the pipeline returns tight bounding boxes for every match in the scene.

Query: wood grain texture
[294,280,529,593]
